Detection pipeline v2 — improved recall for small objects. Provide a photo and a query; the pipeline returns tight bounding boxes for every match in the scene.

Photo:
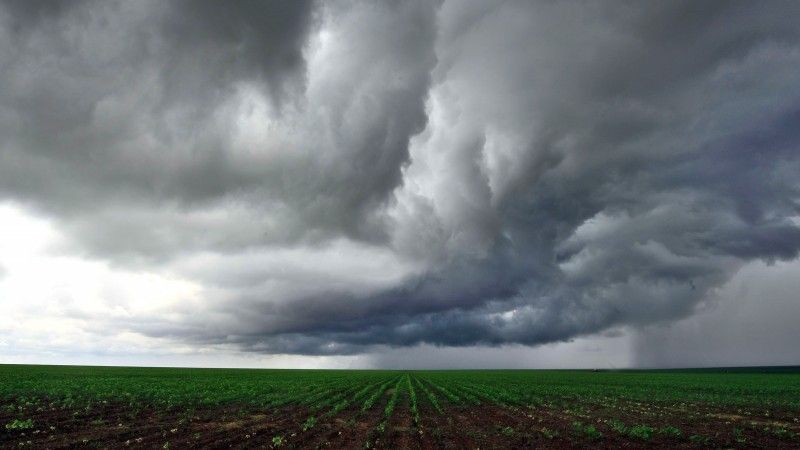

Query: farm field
[1,365,799,449]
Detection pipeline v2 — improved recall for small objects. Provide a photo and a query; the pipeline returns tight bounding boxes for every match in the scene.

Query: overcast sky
[1,1,799,369]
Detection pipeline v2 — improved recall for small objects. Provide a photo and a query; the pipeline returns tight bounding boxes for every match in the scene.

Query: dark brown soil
[1,397,798,449]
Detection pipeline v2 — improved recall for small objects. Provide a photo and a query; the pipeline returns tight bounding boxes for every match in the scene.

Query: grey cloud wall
[0,1,798,358]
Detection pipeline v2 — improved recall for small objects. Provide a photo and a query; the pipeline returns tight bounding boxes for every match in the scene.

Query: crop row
[2,365,799,412]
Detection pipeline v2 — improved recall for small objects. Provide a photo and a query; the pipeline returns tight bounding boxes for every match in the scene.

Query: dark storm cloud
[1,1,799,357]
[0,0,441,263]
[0,0,314,255]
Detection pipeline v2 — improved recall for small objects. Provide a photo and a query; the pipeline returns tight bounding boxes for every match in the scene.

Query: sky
[0,0,799,369]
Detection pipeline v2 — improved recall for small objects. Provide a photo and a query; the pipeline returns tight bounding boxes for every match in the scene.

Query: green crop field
[1,365,799,448]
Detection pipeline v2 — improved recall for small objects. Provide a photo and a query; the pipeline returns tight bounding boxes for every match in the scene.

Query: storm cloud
[0,1,799,361]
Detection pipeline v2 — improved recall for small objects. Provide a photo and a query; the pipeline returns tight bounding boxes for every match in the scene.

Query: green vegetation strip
[406,375,421,428]
[383,377,403,419]
[2,365,800,448]
[413,377,443,414]
[362,376,398,412]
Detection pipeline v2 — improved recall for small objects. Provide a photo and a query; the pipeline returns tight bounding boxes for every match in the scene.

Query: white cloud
[0,202,198,361]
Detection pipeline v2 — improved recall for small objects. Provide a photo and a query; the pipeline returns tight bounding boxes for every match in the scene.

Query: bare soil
[1,397,798,449]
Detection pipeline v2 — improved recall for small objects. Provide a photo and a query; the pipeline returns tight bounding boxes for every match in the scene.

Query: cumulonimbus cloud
[0,0,798,355]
